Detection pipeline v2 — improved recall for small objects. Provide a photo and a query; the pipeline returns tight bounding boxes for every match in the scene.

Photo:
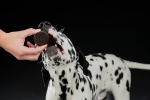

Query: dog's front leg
[46,80,56,100]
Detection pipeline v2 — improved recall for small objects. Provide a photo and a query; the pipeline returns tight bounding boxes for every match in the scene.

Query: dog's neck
[44,58,81,95]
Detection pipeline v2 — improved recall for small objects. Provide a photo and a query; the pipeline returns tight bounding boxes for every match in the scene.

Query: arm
[0,29,6,47]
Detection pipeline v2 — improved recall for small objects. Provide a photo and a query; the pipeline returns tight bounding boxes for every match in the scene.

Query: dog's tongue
[46,46,58,57]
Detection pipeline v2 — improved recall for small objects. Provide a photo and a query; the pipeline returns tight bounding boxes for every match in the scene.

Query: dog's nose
[38,21,52,33]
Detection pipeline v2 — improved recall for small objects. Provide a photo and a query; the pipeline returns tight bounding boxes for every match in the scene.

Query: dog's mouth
[44,34,64,57]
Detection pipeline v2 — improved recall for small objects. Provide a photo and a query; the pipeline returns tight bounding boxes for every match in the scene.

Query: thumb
[23,44,47,55]
[22,28,41,37]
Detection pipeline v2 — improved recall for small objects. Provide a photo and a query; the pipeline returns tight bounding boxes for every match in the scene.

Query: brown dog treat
[33,31,49,46]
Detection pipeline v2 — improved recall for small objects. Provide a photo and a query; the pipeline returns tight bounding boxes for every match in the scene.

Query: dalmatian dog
[40,21,150,100]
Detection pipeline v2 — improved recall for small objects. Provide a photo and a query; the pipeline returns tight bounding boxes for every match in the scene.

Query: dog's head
[40,21,89,85]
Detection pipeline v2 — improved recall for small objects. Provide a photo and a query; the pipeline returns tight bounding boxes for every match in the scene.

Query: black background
[0,1,150,100]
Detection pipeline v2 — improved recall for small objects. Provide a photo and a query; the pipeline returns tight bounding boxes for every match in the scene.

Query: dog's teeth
[55,44,57,47]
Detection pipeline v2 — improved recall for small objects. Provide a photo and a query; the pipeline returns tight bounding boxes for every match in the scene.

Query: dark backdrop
[0,2,150,100]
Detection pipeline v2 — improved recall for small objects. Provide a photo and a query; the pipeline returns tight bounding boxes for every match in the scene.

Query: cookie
[33,31,49,46]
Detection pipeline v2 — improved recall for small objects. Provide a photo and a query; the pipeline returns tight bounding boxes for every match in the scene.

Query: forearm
[0,29,6,47]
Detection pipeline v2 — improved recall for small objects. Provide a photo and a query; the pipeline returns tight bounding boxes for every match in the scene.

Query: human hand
[0,28,47,61]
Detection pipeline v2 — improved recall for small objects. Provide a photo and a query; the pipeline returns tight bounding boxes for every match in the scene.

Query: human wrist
[0,29,7,47]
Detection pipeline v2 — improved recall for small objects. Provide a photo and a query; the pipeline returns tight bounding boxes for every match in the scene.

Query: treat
[33,31,49,46]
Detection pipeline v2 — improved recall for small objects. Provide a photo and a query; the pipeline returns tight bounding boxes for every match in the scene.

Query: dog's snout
[38,21,52,33]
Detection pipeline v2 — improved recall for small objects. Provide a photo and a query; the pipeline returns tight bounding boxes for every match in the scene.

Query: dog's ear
[41,67,51,87]
[74,46,89,76]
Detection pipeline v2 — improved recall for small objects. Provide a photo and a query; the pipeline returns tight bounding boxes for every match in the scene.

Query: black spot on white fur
[69,68,71,72]
[99,75,101,80]
[62,78,68,84]
[67,87,70,92]
[105,62,108,67]
[90,58,94,61]
[115,69,119,76]
[68,50,71,56]
[66,60,70,64]
[59,70,65,80]
[118,67,122,70]
[76,82,79,90]
[96,74,98,79]
[59,83,67,100]
[71,49,75,56]
[73,72,76,78]
[92,53,106,60]
[116,72,123,84]
[112,60,114,65]
[126,80,130,92]
[71,90,73,95]
[81,87,84,92]
[100,66,103,71]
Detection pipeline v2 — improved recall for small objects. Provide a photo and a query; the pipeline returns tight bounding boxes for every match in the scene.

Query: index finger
[22,28,41,37]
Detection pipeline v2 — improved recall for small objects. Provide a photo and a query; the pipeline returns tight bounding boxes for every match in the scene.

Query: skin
[0,28,47,61]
